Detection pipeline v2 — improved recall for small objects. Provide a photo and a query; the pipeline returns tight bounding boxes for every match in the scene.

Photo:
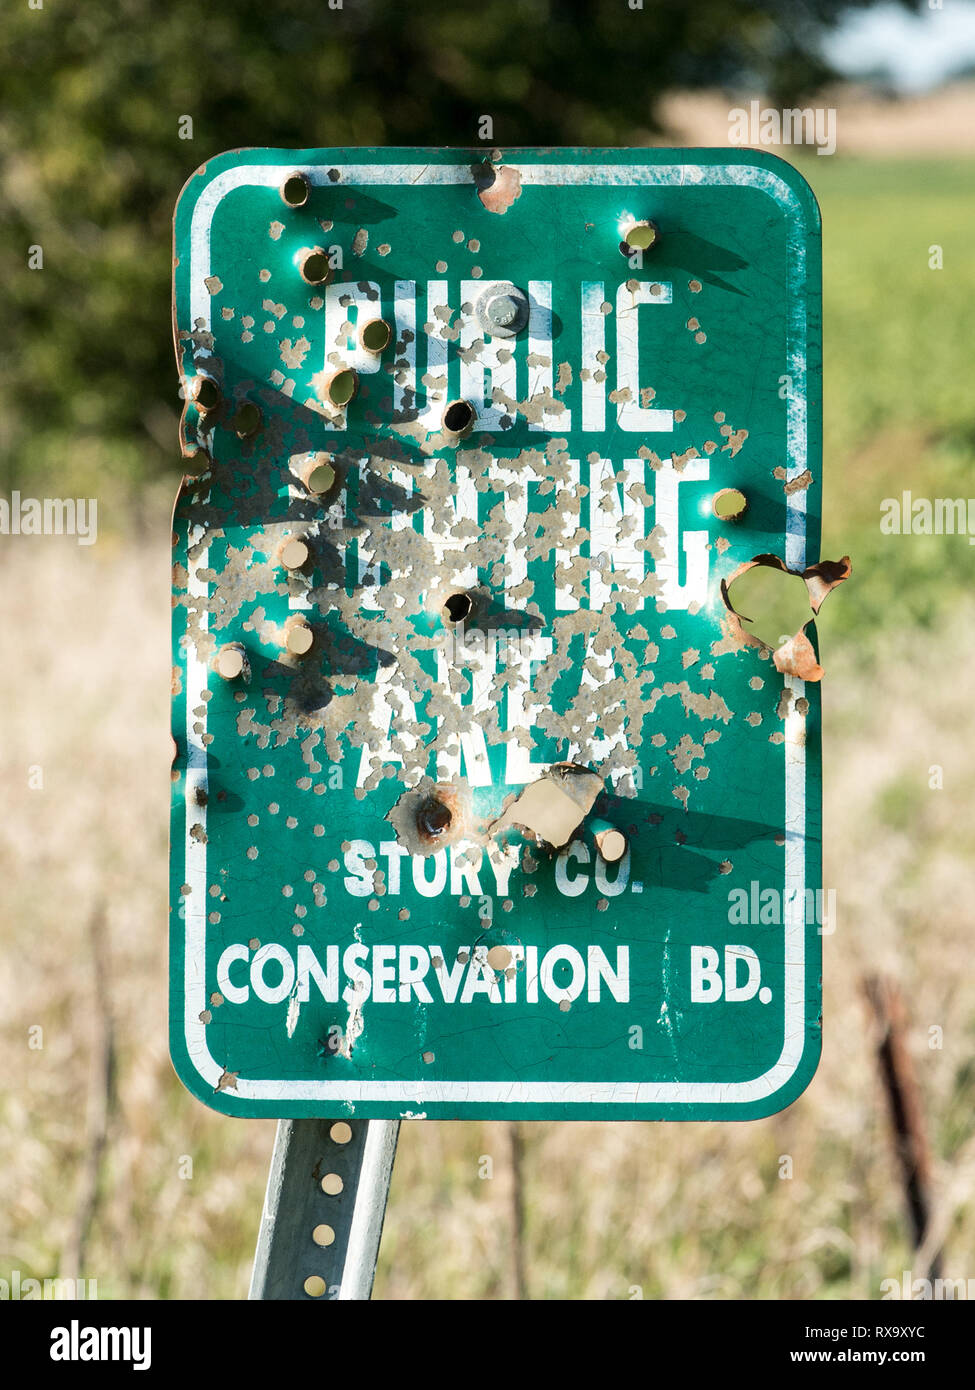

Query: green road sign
[170,146,834,1121]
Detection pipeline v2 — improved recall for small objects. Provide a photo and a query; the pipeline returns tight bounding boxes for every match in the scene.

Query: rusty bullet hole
[475,163,522,214]
[417,796,452,838]
[232,402,262,438]
[442,398,475,436]
[191,376,220,412]
[281,172,310,208]
[443,592,472,623]
[359,317,392,353]
[712,487,748,521]
[620,219,660,256]
[324,368,358,408]
[299,248,331,286]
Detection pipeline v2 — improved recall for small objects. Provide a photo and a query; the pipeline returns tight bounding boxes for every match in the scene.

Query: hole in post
[442,592,472,623]
[299,248,331,286]
[312,1224,336,1247]
[712,487,748,521]
[329,1121,352,1144]
[303,1276,327,1298]
[321,1173,344,1196]
[359,317,392,353]
[281,173,310,208]
[442,399,475,436]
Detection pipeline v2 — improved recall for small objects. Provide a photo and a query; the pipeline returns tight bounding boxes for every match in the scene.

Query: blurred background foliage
[1,0,915,501]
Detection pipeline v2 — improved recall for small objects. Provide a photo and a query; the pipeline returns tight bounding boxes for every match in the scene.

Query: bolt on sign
[171,147,843,1121]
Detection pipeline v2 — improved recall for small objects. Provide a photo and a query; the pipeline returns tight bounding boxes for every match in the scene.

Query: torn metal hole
[359,317,392,353]
[280,172,309,208]
[620,219,660,256]
[443,592,473,624]
[493,763,603,850]
[712,487,747,521]
[721,553,851,682]
[442,398,475,436]
[299,247,331,286]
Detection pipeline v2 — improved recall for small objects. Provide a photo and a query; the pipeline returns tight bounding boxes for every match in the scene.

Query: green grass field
[1,154,973,1300]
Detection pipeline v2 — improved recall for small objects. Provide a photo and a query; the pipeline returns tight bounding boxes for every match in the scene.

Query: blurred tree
[0,0,918,491]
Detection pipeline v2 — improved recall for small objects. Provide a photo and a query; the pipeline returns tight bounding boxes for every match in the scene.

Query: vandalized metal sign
[170,147,840,1120]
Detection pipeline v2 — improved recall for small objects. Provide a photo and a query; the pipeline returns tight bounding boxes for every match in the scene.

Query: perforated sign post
[171,148,830,1144]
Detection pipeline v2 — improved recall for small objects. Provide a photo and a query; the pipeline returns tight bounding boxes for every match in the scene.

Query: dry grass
[0,509,972,1300]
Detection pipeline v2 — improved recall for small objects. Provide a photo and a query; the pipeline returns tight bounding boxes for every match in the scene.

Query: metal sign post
[169,147,841,1294]
[249,1119,399,1300]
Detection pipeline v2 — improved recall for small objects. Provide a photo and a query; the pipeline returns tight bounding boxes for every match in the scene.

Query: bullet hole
[285,622,314,656]
[280,538,309,570]
[359,317,392,353]
[303,456,336,494]
[712,487,748,521]
[417,796,452,838]
[594,826,626,862]
[443,592,473,624]
[299,248,331,285]
[486,945,512,970]
[192,375,220,411]
[422,1051,435,1064]
[620,219,660,256]
[442,398,475,435]
[324,368,357,407]
[281,173,310,208]
[215,645,245,680]
[232,401,262,438]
